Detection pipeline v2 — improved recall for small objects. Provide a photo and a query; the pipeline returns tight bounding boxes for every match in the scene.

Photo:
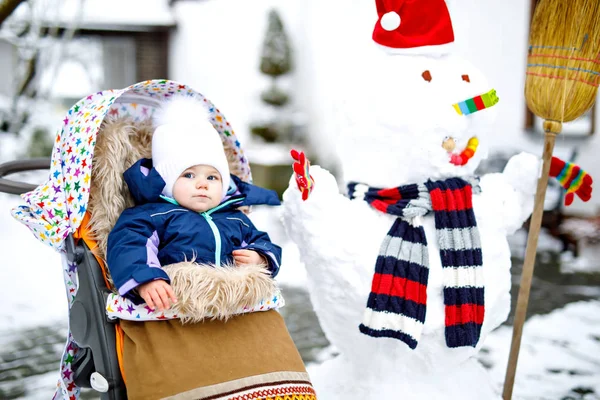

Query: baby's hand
[138,280,178,311]
[233,249,267,266]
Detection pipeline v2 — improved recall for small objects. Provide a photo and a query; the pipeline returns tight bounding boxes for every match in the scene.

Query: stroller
[0,80,313,400]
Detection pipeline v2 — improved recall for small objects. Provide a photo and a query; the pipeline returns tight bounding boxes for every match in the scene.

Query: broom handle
[502,131,557,400]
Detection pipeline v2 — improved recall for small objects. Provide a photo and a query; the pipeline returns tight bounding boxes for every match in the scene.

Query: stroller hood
[124,158,280,208]
[11,80,253,252]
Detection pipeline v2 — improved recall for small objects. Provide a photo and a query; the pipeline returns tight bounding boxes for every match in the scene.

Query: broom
[503,1,600,399]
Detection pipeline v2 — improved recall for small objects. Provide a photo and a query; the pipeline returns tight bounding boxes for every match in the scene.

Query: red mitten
[549,156,593,206]
[290,149,314,201]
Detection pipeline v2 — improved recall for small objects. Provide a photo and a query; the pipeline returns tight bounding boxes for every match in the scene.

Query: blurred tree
[25,126,53,157]
[251,9,293,143]
[0,0,83,137]
[259,9,291,108]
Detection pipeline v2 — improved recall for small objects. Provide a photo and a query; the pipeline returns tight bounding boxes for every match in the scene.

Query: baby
[107,96,282,311]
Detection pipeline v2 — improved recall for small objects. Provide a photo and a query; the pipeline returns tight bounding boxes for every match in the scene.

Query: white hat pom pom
[153,95,212,128]
[380,11,401,31]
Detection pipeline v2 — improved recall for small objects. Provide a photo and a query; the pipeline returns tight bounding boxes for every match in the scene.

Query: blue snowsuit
[107,158,282,303]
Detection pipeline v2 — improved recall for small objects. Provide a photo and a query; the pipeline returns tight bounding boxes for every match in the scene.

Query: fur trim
[164,262,277,323]
[88,117,153,268]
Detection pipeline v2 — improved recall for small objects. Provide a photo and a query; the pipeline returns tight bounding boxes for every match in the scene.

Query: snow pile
[481,300,600,399]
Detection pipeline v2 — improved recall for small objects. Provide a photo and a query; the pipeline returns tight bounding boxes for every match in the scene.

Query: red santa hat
[372,0,455,54]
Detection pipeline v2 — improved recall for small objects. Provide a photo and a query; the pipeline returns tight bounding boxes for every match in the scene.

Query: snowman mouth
[443,136,479,166]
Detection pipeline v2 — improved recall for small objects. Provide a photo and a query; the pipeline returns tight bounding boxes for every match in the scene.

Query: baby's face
[172,164,223,212]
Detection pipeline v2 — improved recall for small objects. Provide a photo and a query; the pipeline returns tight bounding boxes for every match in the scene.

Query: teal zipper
[201,213,221,266]
[200,197,244,266]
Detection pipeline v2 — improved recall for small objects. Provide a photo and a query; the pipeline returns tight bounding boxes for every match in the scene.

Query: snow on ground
[0,132,20,161]
[0,193,67,334]
[561,245,600,274]
[481,300,600,400]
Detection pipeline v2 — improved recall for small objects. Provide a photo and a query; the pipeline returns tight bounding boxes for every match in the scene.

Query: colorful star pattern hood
[11,79,252,252]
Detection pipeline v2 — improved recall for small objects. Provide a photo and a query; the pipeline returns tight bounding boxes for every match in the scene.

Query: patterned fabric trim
[52,254,81,400]
[163,371,316,400]
[106,289,285,321]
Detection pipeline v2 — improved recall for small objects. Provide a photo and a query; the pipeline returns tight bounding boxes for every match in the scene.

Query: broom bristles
[525,0,600,131]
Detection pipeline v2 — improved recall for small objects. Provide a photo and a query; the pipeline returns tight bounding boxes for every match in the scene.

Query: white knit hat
[152,96,230,199]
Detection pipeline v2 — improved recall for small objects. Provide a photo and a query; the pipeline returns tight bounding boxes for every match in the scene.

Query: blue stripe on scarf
[367,293,427,322]
[444,287,485,306]
[433,209,478,229]
[385,219,427,241]
[446,323,483,348]
[359,325,418,349]
[440,249,483,267]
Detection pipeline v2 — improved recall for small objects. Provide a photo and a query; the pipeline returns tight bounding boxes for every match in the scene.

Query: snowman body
[282,53,540,399]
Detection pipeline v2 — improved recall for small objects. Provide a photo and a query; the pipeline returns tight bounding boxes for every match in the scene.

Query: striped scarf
[347,177,484,349]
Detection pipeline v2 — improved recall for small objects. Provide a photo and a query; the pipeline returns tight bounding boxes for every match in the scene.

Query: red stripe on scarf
[371,273,427,305]
[377,187,403,200]
[371,199,391,213]
[429,186,473,211]
[445,304,484,326]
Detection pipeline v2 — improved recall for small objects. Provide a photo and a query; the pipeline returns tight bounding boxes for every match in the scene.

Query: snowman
[282,0,592,399]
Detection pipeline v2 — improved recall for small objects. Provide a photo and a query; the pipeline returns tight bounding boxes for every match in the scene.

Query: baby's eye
[207,175,220,181]
[183,172,194,179]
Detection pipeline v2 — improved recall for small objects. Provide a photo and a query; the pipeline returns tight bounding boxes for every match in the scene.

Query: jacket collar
[124,158,281,209]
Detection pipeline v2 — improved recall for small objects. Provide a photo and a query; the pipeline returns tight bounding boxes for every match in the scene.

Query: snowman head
[339,0,498,187]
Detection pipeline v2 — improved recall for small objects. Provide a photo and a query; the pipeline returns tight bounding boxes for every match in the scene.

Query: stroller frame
[0,162,126,398]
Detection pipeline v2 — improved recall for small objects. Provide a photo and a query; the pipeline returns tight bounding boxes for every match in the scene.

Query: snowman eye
[422,70,432,82]
[461,74,470,83]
